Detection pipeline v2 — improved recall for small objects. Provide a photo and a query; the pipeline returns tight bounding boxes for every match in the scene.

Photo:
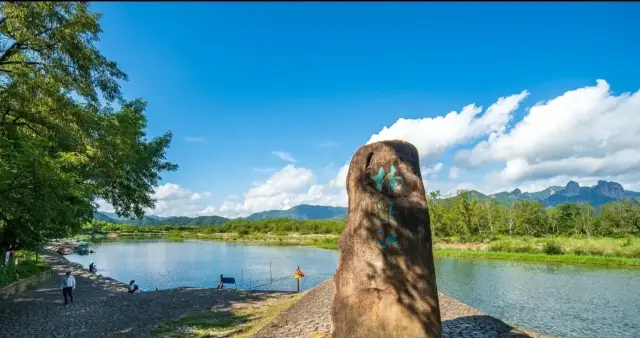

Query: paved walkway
[252,280,556,338]
[0,252,288,338]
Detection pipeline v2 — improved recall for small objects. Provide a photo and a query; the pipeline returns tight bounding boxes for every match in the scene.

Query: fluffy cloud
[454,80,640,191]
[328,90,529,191]
[366,90,529,160]
[209,165,347,218]
[272,151,297,163]
[98,79,640,218]
[422,162,443,178]
[96,183,213,217]
[448,166,460,179]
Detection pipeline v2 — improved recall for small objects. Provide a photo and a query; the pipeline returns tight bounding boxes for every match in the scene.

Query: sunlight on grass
[153,292,303,338]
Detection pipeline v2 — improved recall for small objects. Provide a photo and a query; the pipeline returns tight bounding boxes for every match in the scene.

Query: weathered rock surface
[252,280,556,338]
[332,140,441,338]
[594,180,625,199]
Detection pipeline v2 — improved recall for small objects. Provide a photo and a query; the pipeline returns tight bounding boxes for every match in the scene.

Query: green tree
[512,200,546,237]
[0,2,177,255]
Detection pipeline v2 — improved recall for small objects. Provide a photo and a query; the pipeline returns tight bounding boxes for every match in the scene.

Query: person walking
[60,271,76,305]
[128,280,139,293]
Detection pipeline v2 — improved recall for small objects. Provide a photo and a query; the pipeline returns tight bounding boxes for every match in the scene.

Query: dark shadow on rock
[332,140,441,338]
[442,315,534,338]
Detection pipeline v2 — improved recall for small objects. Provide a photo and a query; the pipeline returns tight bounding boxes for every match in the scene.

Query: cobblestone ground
[252,280,557,338]
[0,252,288,338]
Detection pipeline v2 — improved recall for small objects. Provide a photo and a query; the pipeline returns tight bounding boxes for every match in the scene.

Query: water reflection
[66,240,639,338]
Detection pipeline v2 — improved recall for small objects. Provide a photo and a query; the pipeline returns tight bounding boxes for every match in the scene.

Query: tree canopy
[0,2,177,253]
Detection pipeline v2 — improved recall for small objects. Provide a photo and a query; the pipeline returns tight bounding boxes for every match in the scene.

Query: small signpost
[294,266,305,293]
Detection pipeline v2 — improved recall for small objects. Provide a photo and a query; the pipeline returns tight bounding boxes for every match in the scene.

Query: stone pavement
[252,280,557,338]
[0,252,288,338]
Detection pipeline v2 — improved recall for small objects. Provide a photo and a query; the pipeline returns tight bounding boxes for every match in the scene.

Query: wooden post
[241,268,244,289]
[297,278,300,293]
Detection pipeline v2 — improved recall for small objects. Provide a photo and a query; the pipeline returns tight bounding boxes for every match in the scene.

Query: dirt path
[252,280,556,338]
[0,252,289,338]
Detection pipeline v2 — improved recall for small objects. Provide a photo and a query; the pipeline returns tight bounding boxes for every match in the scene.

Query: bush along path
[0,251,290,338]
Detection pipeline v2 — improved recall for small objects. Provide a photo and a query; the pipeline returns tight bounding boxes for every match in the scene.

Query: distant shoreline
[78,232,640,268]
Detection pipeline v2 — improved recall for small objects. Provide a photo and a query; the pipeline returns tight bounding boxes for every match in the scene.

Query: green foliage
[87,191,640,244]
[0,250,49,287]
[543,240,563,255]
[0,3,176,252]
[428,190,639,240]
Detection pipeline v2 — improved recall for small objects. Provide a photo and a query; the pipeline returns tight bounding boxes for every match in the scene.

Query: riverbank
[86,232,640,268]
[252,279,556,338]
[0,251,297,338]
[0,250,555,338]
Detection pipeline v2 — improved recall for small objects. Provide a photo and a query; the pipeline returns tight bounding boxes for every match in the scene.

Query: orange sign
[294,268,305,280]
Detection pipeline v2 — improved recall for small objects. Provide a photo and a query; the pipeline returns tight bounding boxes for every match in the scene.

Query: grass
[0,251,50,288]
[434,249,640,267]
[153,292,303,338]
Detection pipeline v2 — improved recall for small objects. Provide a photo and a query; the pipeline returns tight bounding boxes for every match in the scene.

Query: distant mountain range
[489,180,640,206]
[95,180,639,225]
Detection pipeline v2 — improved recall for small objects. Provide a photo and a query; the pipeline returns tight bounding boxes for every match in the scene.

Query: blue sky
[93,2,640,217]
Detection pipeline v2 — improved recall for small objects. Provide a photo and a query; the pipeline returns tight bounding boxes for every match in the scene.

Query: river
[66,239,639,338]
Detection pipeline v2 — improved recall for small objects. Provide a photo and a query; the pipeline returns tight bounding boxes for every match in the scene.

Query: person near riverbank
[88,263,96,273]
[60,271,76,305]
[128,280,139,293]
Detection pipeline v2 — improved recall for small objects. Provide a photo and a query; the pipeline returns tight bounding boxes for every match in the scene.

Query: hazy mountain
[490,180,638,207]
[94,181,639,225]
[244,204,347,221]
[93,213,228,226]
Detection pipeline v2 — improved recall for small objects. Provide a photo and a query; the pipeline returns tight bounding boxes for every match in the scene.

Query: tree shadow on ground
[0,252,285,337]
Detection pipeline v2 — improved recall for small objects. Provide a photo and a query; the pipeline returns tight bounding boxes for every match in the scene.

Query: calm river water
[66,239,639,338]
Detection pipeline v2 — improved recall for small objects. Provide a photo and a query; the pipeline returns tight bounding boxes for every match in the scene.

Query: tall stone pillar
[331,140,441,338]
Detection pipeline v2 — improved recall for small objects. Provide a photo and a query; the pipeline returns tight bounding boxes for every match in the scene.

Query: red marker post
[294,266,305,293]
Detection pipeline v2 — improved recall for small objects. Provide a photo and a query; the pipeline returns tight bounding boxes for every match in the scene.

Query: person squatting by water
[128,280,139,293]
[88,262,96,274]
[60,271,76,305]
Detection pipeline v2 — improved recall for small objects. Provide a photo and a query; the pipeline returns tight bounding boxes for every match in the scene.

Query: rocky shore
[0,252,290,338]
[0,252,555,338]
[253,279,556,338]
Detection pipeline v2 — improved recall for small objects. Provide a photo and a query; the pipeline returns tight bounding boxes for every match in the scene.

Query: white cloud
[328,163,350,189]
[215,164,347,218]
[454,79,640,190]
[421,162,443,178]
[448,166,460,179]
[326,90,529,193]
[184,136,205,143]
[97,183,214,217]
[99,79,640,219]
[365,90,529,160]
[272,151,297,163]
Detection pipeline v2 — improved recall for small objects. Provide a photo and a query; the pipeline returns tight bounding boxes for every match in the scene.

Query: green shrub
[543,240,563,255]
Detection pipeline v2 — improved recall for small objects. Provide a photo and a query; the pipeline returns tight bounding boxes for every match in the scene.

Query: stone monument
[331,140,441,338]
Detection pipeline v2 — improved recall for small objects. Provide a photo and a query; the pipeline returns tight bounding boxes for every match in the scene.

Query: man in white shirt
[60,271,76,305]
